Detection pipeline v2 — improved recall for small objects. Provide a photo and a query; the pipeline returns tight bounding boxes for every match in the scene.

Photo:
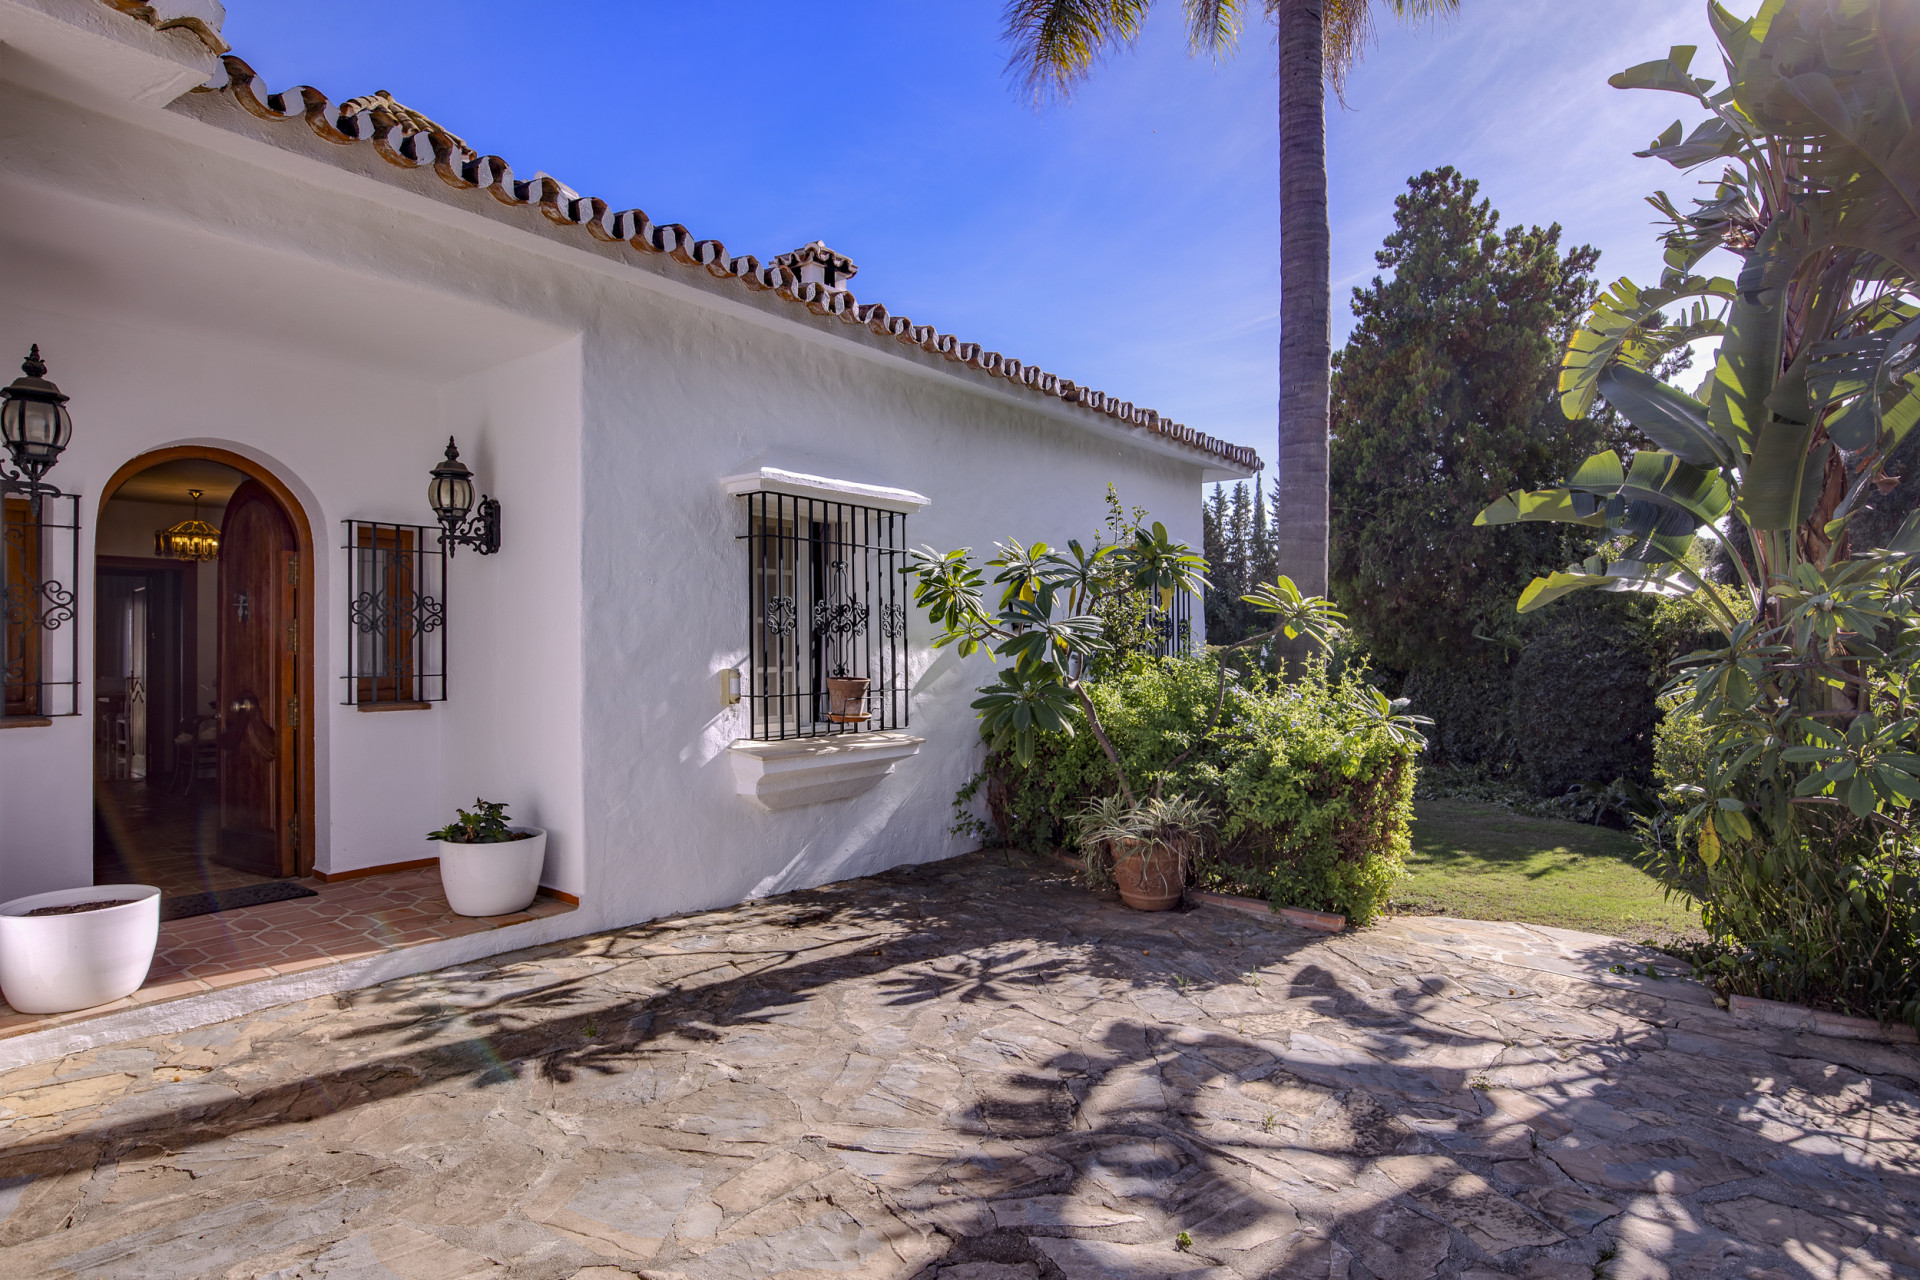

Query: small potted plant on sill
[0,883,162,1014]
[428,799,546,917]
[816,558,872,725]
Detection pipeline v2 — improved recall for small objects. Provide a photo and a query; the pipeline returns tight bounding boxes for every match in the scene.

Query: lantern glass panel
[4,398,71,458]
[429,472,472,520]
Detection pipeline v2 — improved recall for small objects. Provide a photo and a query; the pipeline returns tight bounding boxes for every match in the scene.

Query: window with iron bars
[739,492,908,740]
[2,493,80,719]
[341,520,446,706]
[1151,588,1194,657]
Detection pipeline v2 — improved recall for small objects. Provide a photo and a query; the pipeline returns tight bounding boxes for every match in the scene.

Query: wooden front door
[216,480,299,877]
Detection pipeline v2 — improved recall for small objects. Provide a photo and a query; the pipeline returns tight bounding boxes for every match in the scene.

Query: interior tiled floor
[0,867,575,1041]
[94,778,280,897]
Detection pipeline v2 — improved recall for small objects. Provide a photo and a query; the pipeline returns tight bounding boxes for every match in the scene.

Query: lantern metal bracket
[0,466,65,523]
[426,436,501,558]
[437,496,500,557]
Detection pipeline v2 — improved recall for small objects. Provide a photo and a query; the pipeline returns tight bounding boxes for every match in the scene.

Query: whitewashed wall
[0,20,1229,925]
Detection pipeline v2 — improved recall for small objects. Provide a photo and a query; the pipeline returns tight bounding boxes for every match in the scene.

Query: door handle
[230,696,256,715]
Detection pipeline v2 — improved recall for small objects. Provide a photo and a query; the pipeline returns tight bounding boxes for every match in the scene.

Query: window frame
[341,519,446,708]
[2,492,81,720]
[739,490,910,741]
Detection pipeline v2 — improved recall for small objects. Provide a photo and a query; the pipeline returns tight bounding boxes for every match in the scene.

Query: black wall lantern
[0,346,73,517]
[427,436,500,556]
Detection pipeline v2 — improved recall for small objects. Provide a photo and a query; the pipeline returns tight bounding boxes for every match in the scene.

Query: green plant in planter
[427,799,531,844]
[1073,792,1212,887]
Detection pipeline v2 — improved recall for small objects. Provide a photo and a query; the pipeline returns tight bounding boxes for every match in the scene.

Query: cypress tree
[1329,167,1605,671]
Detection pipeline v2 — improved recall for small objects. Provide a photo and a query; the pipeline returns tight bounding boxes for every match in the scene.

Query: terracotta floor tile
[1,846,571,1041]
[267,956,339,975]
[201,968,275,989]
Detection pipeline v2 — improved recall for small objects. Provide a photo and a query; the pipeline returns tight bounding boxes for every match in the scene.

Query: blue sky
[218,1,1741,478]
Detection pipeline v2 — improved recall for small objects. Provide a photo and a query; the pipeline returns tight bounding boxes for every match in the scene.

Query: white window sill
[720,467,929,513]
[727,731,925,810]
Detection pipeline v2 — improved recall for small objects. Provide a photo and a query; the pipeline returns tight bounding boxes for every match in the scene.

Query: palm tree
[1003,0,1459,598]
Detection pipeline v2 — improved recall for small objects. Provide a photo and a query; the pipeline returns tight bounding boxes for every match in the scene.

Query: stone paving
[0,851,1915,1280]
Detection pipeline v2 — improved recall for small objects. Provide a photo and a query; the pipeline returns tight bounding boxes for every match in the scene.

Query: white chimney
[772,242,858,290]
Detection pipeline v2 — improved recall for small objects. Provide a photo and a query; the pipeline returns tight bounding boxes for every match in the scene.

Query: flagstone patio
[0,850,1914,1280]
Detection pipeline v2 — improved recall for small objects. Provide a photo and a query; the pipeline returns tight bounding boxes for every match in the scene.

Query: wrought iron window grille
[1152,589,1194,658]
[739,491,909,741]
[341,520,446,705]
[2,491,80,718]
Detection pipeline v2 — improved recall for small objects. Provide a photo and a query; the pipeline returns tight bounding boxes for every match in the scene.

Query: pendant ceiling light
[155,488,220,562]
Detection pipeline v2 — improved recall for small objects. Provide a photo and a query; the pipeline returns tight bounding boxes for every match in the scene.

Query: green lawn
[1398,799,1703,948]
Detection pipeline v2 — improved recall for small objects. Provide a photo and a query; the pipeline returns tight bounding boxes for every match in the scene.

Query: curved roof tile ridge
[98,0,230,54]
[169,45,1260,474]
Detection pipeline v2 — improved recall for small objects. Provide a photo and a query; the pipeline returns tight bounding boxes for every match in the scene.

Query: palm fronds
[1002,0,1152,101]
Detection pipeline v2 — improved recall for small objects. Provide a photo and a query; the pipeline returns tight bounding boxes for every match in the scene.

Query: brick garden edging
[1048,852,1347,932]
[1729,993,1919,1045]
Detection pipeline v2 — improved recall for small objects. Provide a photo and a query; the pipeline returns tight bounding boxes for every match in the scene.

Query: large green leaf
[1637,116,1743,167]
[1609,44,1715,98]
[1707,295,1782,461]
[1616,450,1733,524]
[1474,488,1607,528]
[1739,417,1818,530]
[1810,315,1920,451]
[1515,555,1690,613]
[1561,276,1736,419]
[1596,365,1733,466]
[1567,449,1627,492]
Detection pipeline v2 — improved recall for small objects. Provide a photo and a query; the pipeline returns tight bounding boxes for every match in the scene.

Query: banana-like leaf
[1596,365,1733,466]
[1797,440,1834,526]
[1708,295,1782,461]
[1560,276,1736,420]
[1809,316,1920,452]
[1567,449,1627,493]
[1515,555,1690,613]
[1607,495,1701,541]
[1885,374,1920,446]
[1616,450,1733,524]
[1644,531,1699,564]
[1887,510,1920,555]
[1610,44,1715,98]
[1739,417,1819,530]
[1637,116,1743,167]
[1475,489,1606,528]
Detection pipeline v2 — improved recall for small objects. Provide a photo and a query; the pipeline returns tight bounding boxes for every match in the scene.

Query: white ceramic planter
[0,884,161,1014]
[434,827,548,917]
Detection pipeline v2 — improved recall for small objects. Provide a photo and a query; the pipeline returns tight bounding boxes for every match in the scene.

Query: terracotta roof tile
[97,0,229,54]
[92,0,1257,474]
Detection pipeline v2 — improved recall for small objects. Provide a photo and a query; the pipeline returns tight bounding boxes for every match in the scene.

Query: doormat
[160,881,319,922]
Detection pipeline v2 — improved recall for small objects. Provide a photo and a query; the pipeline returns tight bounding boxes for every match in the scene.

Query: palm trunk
[1273,0,1331,600]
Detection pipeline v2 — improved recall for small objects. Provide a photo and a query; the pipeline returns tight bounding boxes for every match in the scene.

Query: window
[342,520,445,706]
[740,491,908,740]
[2,493,80,719]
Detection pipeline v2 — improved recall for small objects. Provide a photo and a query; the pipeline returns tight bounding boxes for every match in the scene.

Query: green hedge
[970,655,1417,925]
[1399,594,1719,802]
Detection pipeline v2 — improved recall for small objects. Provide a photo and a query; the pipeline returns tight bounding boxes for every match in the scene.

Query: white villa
[0,0,1256,987]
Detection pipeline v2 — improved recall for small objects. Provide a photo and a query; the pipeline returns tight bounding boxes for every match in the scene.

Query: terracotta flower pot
[826,676,871,724]
[1111,837,1189,912]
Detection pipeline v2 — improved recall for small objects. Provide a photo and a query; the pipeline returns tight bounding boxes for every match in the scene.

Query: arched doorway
[95,448,316,895]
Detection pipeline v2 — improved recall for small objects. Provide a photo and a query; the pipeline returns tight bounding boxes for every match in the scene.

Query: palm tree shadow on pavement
[0,851,1911,1279]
